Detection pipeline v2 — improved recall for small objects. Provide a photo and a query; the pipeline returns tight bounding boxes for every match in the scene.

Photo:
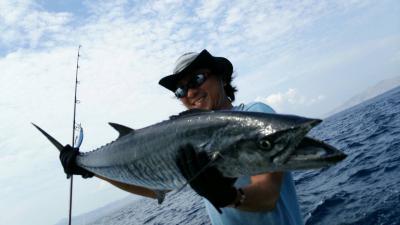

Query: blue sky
[0,1,399,225]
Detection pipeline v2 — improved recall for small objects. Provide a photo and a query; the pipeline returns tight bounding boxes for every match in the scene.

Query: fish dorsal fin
[170,109,210,120]
[108,122,134,138]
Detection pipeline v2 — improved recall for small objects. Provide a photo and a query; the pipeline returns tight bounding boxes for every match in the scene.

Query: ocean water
[297,86,400,225]
[82,86,400,225]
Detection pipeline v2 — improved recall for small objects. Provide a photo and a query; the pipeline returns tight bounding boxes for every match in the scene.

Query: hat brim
[159,49,233,92]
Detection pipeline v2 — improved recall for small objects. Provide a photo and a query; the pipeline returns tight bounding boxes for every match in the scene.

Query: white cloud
[257,88,325,113]
[196,0,224,19]
[0,0,72,49]
[224,6,242,25]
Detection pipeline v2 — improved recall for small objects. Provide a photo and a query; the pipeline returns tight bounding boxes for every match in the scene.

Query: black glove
[176,144,238,213]
[60,145,94,179]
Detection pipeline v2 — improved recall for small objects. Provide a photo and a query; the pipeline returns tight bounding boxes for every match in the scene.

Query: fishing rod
[68,45,82,225]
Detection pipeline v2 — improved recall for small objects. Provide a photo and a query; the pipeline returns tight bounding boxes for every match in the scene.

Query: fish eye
[258,139,272,150]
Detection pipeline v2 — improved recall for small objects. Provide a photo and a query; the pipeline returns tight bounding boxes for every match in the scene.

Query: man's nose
[186,87,198,98]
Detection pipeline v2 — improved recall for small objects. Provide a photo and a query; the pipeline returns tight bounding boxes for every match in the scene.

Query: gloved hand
[176,144,238,213]
[60,145,94,179]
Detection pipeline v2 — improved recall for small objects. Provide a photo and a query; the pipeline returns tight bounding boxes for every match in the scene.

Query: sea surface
[78,86,400,225]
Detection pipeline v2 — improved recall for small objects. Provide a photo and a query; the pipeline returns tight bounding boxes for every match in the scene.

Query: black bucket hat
[158,49,233,92]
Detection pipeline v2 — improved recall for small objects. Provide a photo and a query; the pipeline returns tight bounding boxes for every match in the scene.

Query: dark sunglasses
[175,73,207,98]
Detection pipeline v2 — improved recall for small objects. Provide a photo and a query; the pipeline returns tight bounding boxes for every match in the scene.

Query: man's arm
[233,102,282,211]
[176,145,284,213]
[59,145,168,200]
[95,175,170,199]
[231,172,283,211]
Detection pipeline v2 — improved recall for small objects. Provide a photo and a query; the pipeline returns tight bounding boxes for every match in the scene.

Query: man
[60,49,304,225]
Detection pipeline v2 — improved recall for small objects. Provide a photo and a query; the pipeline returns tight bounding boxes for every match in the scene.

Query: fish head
[281,137,347,170]
[245,114,347,171]
[216,113,326,176]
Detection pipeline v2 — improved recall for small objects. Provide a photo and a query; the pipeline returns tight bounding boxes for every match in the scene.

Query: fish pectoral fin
[153,190,168,204]
[108,122,134,138]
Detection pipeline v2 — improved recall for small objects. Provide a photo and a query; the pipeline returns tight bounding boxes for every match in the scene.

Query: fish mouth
[284,137,347,169]
[269,119,322,165]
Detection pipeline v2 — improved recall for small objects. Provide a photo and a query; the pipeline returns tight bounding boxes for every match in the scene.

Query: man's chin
[192,102,211,110]
[192,98,207,109]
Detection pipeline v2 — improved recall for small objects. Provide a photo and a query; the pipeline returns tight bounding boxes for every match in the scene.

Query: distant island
[326,76,400,117]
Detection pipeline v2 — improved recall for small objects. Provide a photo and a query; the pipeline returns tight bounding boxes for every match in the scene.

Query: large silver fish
[33,110,346,203]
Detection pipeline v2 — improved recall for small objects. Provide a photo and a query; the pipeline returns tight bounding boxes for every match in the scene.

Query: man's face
[177,69,228,110]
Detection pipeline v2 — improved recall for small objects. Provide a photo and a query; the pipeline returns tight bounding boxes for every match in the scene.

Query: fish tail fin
[32,123,64,151]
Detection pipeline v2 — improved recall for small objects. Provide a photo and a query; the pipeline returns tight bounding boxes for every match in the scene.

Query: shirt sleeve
[244,102,276,114]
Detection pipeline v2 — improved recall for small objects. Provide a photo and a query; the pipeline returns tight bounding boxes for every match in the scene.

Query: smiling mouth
[193,95,206,105]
